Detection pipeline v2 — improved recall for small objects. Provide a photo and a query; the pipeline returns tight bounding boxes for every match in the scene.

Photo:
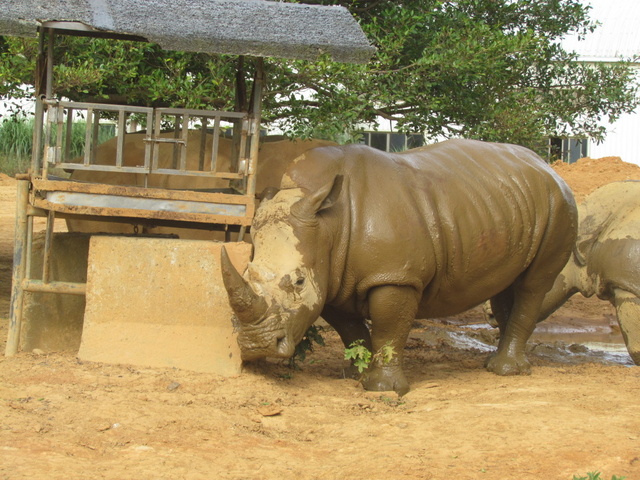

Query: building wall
[588,110,640,164]
[561,0,640,164]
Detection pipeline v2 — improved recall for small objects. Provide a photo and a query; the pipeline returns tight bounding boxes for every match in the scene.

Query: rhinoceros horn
[220,246,269,325]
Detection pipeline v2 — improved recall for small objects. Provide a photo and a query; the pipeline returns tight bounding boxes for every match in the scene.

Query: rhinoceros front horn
[220,246,268,325]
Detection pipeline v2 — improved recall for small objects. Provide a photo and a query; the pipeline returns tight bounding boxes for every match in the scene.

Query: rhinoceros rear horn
[220,246,268,325]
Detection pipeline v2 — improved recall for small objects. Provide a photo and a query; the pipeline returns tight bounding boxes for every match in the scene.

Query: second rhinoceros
[221,139,578,394]
[539,180,640,365]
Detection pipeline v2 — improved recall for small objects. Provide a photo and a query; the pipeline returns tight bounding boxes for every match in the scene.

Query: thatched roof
[0,0,374,63]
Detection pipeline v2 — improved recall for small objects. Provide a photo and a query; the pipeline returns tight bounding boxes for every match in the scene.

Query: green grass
[0,117,33,176]
[0,118,33,159]
[0,116,115,176]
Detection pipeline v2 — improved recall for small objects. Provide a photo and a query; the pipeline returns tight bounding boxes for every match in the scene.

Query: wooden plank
[32,178,252,204]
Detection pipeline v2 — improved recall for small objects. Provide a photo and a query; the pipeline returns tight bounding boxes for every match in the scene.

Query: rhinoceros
[221,139,578,394]
[538,180,640,365]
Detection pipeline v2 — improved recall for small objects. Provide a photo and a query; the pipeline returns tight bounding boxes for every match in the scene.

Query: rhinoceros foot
[484,351,532,376]
[342,364,362,380]
[361,364,409,396]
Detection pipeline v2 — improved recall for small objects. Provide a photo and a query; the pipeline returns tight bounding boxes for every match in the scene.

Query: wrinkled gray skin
[539,181,640,365]
[221,139,578,394]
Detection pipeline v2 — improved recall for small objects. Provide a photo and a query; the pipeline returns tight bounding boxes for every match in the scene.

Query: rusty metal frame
[31,178,255,226]
[40,100,257,182]
[41,100,154,176]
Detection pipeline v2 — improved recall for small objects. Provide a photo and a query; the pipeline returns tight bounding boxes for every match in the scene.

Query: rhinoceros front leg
[322,305,372,350]
[486,286,543,375]
[360,285,418,396]
[321,305,372,379]
[612,288,640,365]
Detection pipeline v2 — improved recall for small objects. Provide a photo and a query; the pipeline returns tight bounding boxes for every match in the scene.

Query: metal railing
[37,99,257,192]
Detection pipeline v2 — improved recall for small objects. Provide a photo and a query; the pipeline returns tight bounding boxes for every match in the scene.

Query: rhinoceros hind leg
[489,289,514,333]
[485,348,532,376]
[486,211,575,376]
[612,288,640,365]
[485,286,541,376]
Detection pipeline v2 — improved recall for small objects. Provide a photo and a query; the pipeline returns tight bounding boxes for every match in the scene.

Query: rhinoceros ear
[256,186,280,202]
[293,174,343,219]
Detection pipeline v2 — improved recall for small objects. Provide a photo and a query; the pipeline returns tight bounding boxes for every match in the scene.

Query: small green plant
[344,339,372,373]
[344,339,396,374]
[572,472,626,480]
[287,325,325,370]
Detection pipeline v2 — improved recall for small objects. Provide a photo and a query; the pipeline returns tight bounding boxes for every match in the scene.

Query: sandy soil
[1,159,640,480]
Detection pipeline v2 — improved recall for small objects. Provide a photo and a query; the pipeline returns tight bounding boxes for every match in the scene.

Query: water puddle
[529,323,632,366]
[415,319,634,366]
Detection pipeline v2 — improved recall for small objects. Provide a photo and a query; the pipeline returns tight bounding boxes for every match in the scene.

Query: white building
[561,0,640,164]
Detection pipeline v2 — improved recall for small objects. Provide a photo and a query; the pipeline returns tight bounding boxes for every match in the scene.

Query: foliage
[344,339,372,373]
[284,0,639,151]
[0,116,113,176]
[2,0,639,152]
[344,339,396,373]
[0,35,238,111]
[288,325,325,370]
[0,117,33,159]
[573,472,626,480]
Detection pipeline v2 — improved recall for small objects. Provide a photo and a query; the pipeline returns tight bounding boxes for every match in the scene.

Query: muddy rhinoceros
[538,180,640,365]
[221,139,578,394]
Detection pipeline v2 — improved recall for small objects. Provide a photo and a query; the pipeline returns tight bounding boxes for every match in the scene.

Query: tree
[1,0,638,153]
[0,36,239,110]
[274,0,639,151]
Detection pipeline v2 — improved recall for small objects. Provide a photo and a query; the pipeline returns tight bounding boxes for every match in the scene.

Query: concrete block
[78,237,251,376]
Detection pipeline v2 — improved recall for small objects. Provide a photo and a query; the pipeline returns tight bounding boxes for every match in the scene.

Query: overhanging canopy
[0,0,375,63]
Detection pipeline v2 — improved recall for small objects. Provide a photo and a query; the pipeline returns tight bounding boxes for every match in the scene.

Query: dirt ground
[1,158,640,480]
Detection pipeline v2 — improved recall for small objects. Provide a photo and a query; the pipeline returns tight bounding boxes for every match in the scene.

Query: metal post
[31,30,46,175]
[46,29,54,99]
[91,109,101,165]
[42,210,56,283]
[6,180,31,356]
[31,97,45,175]
[245,57,264,199]
[198,117,207,171]
[237,57,264,242]
[210,116,221,173]
[64,107,74,162]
